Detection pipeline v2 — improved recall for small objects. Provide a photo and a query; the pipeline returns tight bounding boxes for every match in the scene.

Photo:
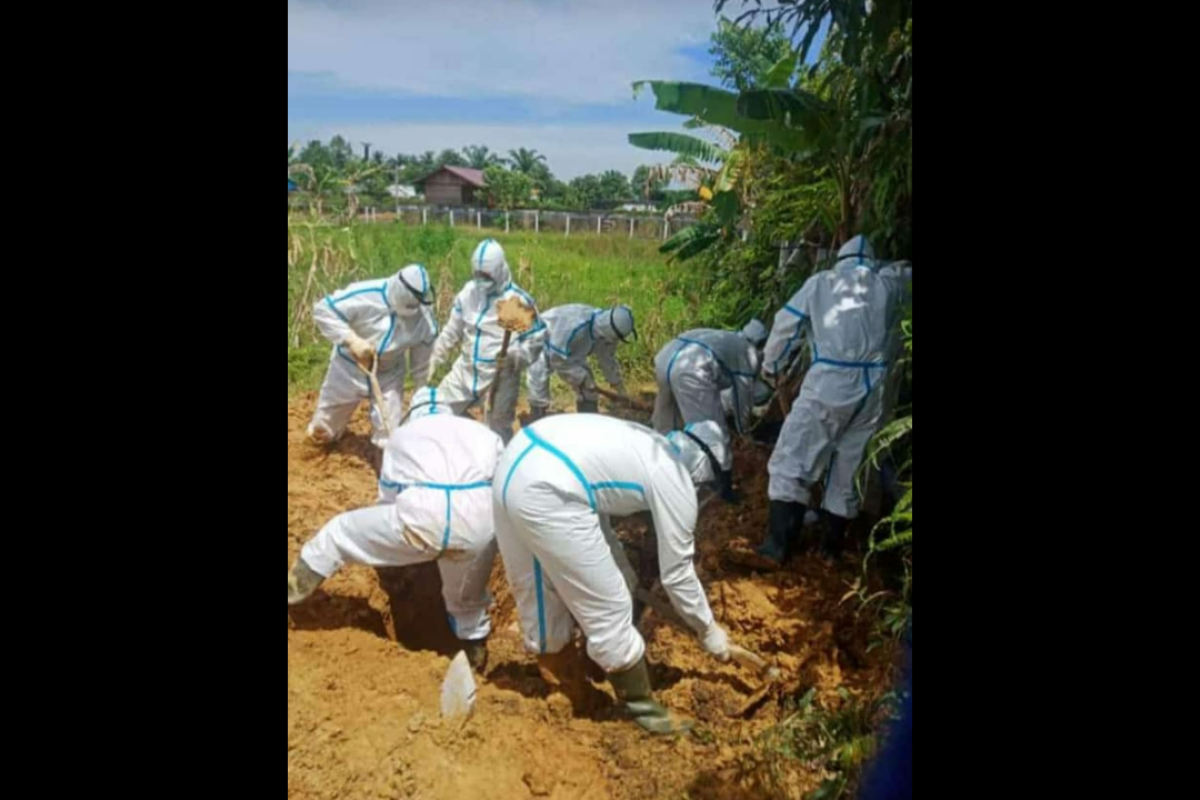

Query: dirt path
[288,396,896,799]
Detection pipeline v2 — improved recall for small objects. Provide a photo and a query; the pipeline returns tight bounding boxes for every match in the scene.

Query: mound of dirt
[288,395,898,800]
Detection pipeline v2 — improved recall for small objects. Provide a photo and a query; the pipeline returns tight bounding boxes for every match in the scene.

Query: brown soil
[288,396,897,800]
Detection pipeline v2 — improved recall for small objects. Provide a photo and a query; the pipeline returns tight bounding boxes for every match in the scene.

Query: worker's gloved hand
[761,370,778,390]
[343,333,375,368]
[701,622,731,662]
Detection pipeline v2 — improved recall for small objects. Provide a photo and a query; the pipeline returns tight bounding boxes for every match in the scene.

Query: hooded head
[469,239,511,293]
[389,263,434,318]
[594,305,637,344]
[740,318,769,349]
[666,421,731,485]
[836,235,878,271]
[403,386,446,424]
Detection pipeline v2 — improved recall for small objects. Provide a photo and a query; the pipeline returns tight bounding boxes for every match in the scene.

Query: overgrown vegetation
[287,224,689,395]
[288,138,689,217]
[750,688,903,800]
[629,3,913,795]
[635,0,912,569]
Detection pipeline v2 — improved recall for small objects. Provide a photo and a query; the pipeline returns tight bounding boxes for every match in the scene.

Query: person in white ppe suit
[526,304,636,419]
[721,378,773,420]
[493,414,733,734]
[651,320,768,501]
[757,235,910,563]
[307,264,438,448]
[288,387,503,671]
[427,239,545,443]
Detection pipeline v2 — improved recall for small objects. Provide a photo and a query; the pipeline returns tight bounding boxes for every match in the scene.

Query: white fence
[353,205,734,242]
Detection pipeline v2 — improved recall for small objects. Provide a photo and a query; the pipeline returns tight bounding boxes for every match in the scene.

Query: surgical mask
[472,271,495,290]
[395,301,421,319]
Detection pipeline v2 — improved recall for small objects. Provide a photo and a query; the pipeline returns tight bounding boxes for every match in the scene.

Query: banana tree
[632,31,907,249]
[338,161,384,221]
[287,162,340,218]
[712,0,913,252]
[629,79,788,260]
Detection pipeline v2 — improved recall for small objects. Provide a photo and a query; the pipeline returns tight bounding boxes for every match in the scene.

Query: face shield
[610,305,637,344]
[395,266,433,317]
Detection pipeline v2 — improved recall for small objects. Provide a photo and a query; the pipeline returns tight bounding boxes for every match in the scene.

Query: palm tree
[461,145,503,170]
[506,147,547,174]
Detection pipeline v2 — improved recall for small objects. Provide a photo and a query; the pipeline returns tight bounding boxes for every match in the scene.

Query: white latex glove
[701,622,731,662]
[343,333,375,368]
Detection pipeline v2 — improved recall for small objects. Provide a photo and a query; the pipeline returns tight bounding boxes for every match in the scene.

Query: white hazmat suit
[308,264,437,448]
[296,387,503,643]
[526,304,635,414]
[651,321,768,438]
[762,236,910,520]
[428,239,545,441]
[493,414,731,674]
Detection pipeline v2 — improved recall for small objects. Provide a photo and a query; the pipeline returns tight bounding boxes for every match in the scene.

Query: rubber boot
[463,638,489,673]
[288,558,325,605]
[820,513,850,560]
[608,657,693,735]
[576,398,599,414]
[307,427,334,446]
[632,596,647,626]
[756,501,805,564]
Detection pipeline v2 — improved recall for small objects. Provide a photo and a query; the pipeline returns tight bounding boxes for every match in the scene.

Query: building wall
[425,182,464,206]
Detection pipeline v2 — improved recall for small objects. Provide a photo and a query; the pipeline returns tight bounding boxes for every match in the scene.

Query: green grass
[288,222,696,396]
[752,688,901,800]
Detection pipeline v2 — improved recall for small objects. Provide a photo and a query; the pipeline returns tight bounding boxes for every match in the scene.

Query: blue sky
[288,1,742,179]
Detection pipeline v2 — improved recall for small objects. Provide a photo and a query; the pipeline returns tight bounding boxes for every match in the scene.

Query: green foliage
[638,2,914,669]
[598,170,634,206]
[627,132,728,165]
[565,174,602,210]
[287,224,687,395]
[754,688,901,800]
[709,16,794,92]
[483,166,534,210]
[864,314,911,583]
[290,137,682,215]
[660,222,722,262]
[630,165,668,204]
[461,145,504,169]
[506,147,547,174]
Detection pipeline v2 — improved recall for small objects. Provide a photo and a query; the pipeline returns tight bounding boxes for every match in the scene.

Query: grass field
[287,222,706,396]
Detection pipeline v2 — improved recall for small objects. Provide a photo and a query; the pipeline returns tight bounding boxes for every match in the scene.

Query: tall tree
[565,174,602,210]
[437,149,468,168]
[461,145,503,169]
[484,165,533,210]
[507,147,547,174]
[708,16,793,92]
[598,170,633,207]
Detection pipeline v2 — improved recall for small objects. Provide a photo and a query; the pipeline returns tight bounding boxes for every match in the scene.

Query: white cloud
[288,0,717,105]
[287,120,702,180]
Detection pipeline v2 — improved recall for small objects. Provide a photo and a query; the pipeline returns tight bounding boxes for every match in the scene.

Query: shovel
[594,386,653,413]
[487,295,538,417]
[356,352,393,439]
